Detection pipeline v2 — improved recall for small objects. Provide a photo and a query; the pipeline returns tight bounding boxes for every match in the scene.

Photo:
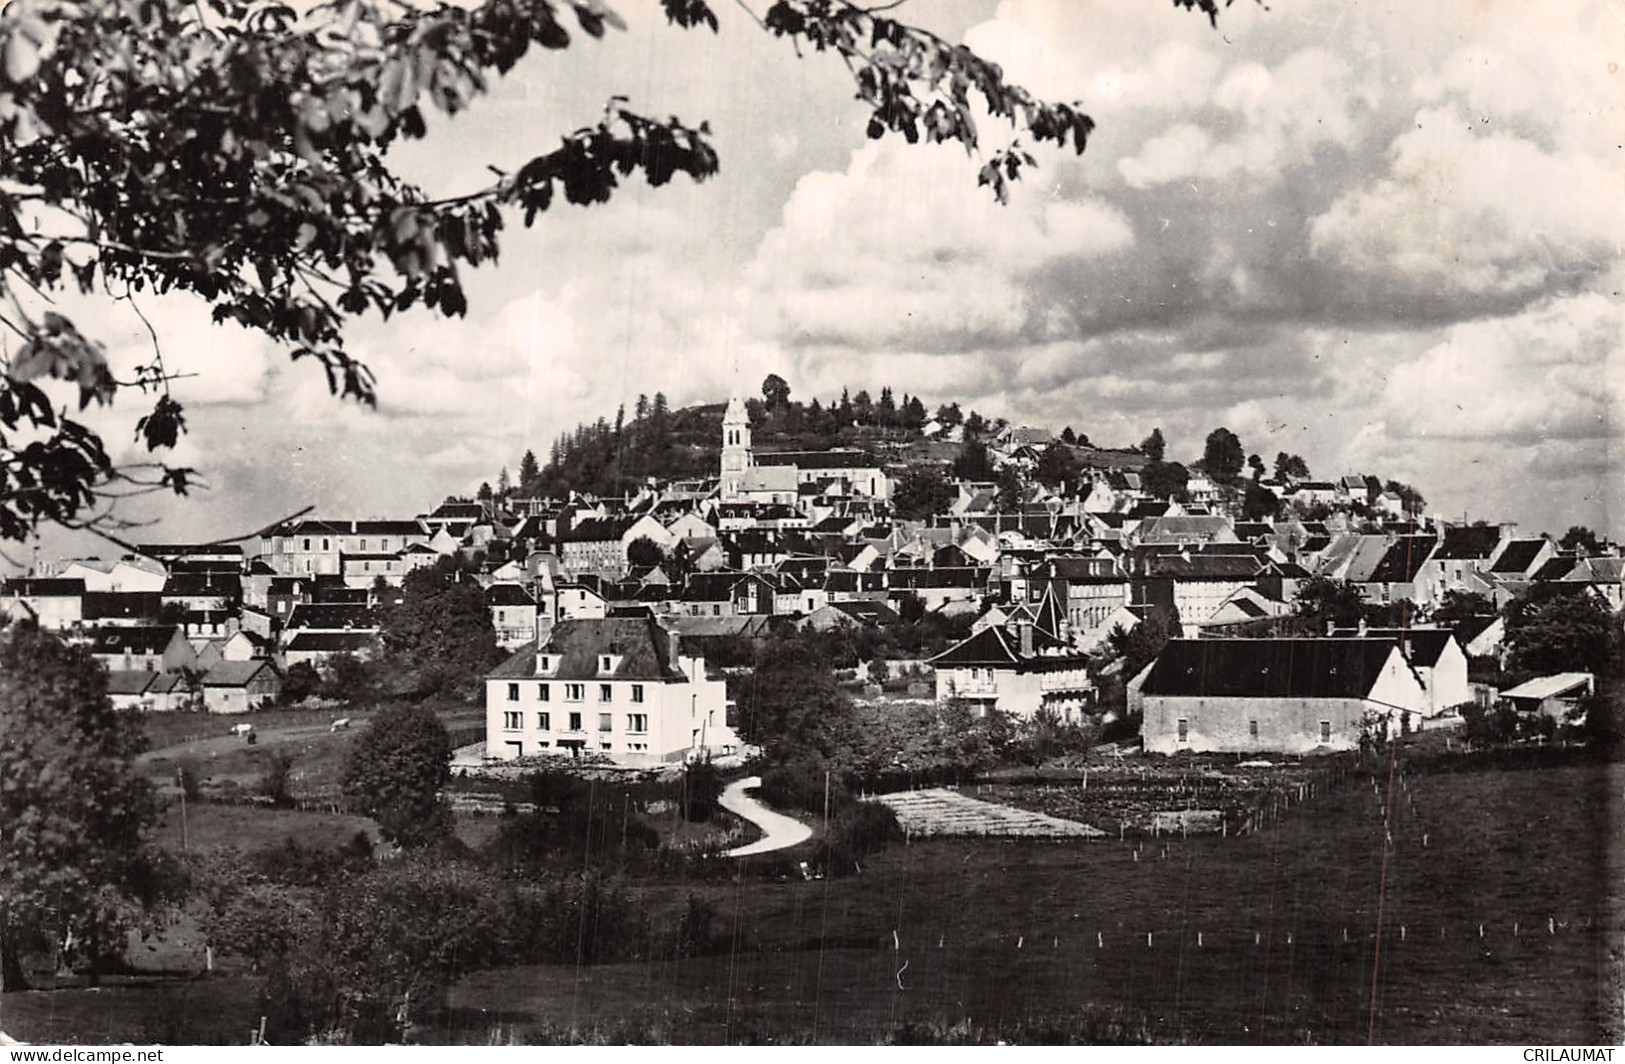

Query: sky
[17,0,1624,564]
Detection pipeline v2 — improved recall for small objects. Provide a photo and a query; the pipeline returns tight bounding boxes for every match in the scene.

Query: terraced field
[872,788,1104,838]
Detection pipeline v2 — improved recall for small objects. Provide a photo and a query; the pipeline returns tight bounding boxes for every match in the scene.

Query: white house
[927,620,1096,722]
[485,616,738,767]
[1131,638,1428,754]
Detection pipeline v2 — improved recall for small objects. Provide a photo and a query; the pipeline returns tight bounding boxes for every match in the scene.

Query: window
[600,742,612,751]
[631,684,644,703]
[1249,720,1259,739]
[1320,720,1332,743]
[565,683,584,702]
[600,655,612,671]
[321,538,330,551]
[538,684,550,702]
[1177,718,1189,743]
[359,539,367,551]
[380,539,390,552]
[599,683,613,702]
[538,656,550,672]
[503,711,522,730]
[568,712,582,731]
[628,742,647,752]
[598,713,612,732]
[303,538,311,550]
[627,713,648,733]
[537,712,550,731]
[506,683,519,701]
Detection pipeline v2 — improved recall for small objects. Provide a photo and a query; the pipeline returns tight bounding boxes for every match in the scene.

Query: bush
[665,893,723,960]
[259,750,295,807]
[1460,700,1519,745]
[176,757,203,801]
[681,760,723,822]
[280,661,321,706]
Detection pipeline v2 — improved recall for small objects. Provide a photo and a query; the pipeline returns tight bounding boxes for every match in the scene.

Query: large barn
[1130,638,1429,755]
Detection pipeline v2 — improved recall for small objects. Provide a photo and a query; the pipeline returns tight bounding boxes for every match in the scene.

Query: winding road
[718,775,813,857]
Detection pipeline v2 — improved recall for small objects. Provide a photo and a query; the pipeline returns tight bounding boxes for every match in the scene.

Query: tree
[891,466,954,521]
[963,411,989,440]
[1503,586,1623,678]
[1139,428,1166,463]
[899,394,927,432]
[377,556,502,700]
[1034,443,1078,488]
[1274,452,1310,482]
[994,465,1025,513]
[1293,577,1367,634]
[1241,480,1278,521]
[876,386,896,428]
[496,465,511,496]
[851,389,874,425]
[517,449,542,496]
[951,439,993,482]
[761,373,791,410]
[1247,453,1266,482]
[0,622,162,989]
[341,704,453,849]
[935,402,963,429]
[1560,526,1602,555]
[1201,427,1245,485]
[280,660,322,705]
[321,652,381,706]
[476,481,494,503]
[1139,460,1189,501]
[1431,590,1497,643]
[0,0,1148,545]
[1384,479,1427,516]
[1059,426,1076,445]
[626,535,666,570]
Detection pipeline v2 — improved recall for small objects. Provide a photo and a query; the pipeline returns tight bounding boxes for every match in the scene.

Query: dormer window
[600,655,613,672]
[537,655,551,673]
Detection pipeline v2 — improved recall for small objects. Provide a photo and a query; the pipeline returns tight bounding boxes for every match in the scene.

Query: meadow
[3,749,1617,1045]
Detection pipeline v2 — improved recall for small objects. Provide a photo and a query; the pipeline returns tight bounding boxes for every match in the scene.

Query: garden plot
[873,788,1104,838]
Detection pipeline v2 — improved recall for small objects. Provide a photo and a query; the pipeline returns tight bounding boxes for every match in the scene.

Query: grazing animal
[331,717,352,733]
[230,723,254,737]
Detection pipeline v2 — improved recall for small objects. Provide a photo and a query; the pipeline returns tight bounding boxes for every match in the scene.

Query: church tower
[720,395,752,501]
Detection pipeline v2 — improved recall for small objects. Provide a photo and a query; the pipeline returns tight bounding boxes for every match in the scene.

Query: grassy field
[435,756,1622,1045]
[135,703,485,802]
[4,753,1618,1045]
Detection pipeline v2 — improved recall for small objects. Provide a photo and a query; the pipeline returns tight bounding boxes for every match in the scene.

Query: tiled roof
[88,626,183,655]
[1366,536,1437,584]
[286,631,376,652]
[1138,639,1405,699]
[528,617,688,681]
[202,660,279,686]
[1491,539,1548,574]
[485,583,537,606]
[928,622,1069,667]
[3,577,85,596]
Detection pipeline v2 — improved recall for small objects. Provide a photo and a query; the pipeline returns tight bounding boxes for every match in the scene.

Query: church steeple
[720,395,752,500]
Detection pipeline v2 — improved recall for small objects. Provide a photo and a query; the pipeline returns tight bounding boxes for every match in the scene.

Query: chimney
[1019,621,1034,658]
[1357,618,1367,637]
[1324,620,1335,638]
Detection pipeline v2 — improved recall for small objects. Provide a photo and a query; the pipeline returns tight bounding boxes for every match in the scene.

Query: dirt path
[718,775,813,857]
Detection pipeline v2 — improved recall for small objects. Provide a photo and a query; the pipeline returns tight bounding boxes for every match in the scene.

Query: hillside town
[4,383,1616,767]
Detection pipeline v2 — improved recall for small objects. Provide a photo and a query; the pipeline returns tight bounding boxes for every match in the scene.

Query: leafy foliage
[0,621,163,988]
[1503,585,1624,678]
[1200,426,1245,484]
[891,464,955,520]
[1139,459,1188,501]
[1273,451,1310,482]
[340,703,453,849]
[376,555,501,700]
[1138,427,1165,463]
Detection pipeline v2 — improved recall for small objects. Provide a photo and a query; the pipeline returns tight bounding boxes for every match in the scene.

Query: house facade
[485,617,737,767]
[1132,638,1428,754]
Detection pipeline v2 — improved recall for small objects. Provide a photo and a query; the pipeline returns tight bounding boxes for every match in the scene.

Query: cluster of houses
[4,394,1617,764]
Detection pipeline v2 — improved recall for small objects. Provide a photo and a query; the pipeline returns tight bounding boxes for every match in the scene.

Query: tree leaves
[134,394,187,451]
